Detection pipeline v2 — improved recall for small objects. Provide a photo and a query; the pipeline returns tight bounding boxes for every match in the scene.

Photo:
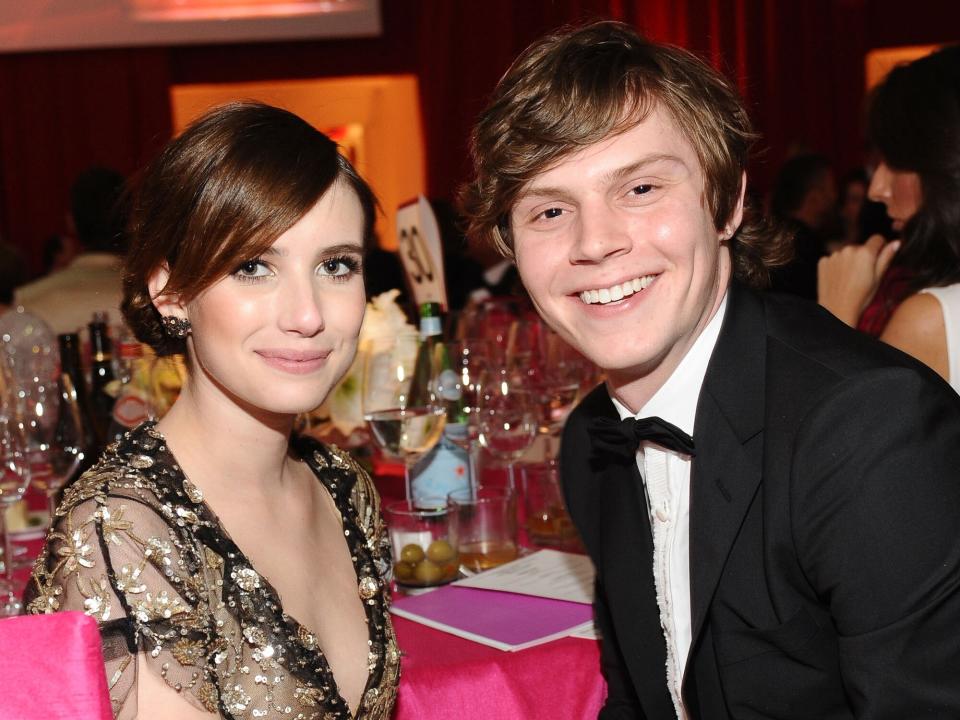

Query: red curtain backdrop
[1,0,956,276]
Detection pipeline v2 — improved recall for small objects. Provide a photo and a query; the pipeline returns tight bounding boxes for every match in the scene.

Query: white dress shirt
[611,293,727,719]
[15,253,123,335]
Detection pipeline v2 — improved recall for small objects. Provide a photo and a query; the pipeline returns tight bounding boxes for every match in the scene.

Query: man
[17,166,127,334]
[461,22,960,719]
[769,153,838,299]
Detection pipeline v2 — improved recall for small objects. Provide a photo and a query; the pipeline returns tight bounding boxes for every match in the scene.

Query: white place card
[396,195,448,310]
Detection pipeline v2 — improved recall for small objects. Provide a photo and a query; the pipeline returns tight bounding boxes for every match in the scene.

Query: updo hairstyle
[121,101,377,356]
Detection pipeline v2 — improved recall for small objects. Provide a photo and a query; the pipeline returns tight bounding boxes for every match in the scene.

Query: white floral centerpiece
[312,290,417,438]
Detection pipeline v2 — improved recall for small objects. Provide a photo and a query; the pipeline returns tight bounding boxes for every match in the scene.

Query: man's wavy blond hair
[459,21,788,288]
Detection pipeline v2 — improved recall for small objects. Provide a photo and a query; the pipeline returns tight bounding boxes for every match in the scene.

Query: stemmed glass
[535,329,588,438]
[475,368,538,490]
[27,374,86,520]
[446,339,492,483]
[362,334,447,504]
[0,384,31,616]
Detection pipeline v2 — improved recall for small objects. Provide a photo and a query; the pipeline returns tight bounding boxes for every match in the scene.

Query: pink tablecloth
[393,614,605,719]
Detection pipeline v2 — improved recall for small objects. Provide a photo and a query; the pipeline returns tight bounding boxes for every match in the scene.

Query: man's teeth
[580,275,655,305]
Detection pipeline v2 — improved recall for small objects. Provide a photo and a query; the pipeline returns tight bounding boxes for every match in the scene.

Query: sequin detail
[358,576,378,600]
[182,478,204,503]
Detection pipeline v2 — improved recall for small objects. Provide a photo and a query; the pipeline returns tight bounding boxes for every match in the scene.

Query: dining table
[374,453,607,719]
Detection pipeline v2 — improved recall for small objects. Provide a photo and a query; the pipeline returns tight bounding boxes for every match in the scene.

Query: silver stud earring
[161,316,191,338]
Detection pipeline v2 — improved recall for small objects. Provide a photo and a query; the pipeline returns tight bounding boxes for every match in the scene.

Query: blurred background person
[829,168,869,252]
[768,153,838,299]
[15,166,127,334]
[41,232,79,275]
[819,45,960,392]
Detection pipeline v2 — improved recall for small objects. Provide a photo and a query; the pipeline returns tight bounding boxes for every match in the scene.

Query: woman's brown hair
[460,21,788,288]
[869,44,960,291]
[122,101,377,355]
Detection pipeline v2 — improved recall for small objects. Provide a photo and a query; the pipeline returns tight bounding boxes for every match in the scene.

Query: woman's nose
[277,276,324,336]
[868,162,892,205]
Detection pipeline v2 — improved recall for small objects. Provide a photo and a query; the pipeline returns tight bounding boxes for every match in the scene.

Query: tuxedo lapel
[600,459,679,715]
[584,389,675,717]
[688,285,766,651]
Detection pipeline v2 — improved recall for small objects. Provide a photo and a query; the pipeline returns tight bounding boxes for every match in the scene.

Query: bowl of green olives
[384,500,460,588]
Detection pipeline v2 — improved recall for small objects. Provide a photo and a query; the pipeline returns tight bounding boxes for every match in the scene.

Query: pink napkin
[0,611,111,719]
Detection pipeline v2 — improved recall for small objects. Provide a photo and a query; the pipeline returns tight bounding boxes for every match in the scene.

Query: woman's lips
[255,349,330,374]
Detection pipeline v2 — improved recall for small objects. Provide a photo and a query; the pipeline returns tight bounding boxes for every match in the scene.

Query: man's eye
[234,260,271,278]
[540,207,565,220]
[630,184,654,196]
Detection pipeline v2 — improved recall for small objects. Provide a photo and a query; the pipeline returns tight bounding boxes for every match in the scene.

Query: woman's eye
[234,260,271,279]
[318,256,360,278]
[629,184,654,196]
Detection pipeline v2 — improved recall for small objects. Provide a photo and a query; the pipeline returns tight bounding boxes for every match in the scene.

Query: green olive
[393,561,415,582]
[426,538,456,563]
[400,543,425,564]
[439,562,459,582]
[413,558,444,585]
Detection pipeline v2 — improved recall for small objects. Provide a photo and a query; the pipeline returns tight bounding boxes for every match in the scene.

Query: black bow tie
[587,415,696,462]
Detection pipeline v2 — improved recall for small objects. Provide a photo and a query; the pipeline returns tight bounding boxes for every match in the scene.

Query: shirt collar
[611,291,728,436]
[69,253,121,269]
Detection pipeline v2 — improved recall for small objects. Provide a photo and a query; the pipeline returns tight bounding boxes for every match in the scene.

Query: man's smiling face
[510,105,742,397]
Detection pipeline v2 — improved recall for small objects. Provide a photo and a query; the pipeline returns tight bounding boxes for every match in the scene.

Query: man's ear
[147,264,186,320]
[721,171,748,240]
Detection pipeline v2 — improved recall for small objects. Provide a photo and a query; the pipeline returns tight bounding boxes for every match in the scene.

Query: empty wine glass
[28,374,87,520]
[0,396,31,615]
[466,298,524,366]
[476,368,538,489]
[362,334,446,504]
[446,339,492,484]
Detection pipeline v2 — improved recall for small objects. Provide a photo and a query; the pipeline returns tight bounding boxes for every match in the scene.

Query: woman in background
[819,45,960,392]
[26,101,399,719]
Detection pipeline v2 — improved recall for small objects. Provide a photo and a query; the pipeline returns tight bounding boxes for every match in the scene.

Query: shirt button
[655,507,669,523]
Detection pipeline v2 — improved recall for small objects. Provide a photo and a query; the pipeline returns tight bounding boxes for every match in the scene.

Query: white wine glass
[362,334,446,503]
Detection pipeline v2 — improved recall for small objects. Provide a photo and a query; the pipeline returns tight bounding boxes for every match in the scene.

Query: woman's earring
[161,316,192,338]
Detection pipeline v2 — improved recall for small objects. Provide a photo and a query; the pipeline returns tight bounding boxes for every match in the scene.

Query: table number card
[396,195,448,310]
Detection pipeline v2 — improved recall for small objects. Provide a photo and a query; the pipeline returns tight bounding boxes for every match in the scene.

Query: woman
[819,45,960,391]
[26,102,399,719]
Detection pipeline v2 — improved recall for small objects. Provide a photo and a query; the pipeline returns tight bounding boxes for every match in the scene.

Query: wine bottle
[56,332,98,463]
[408,303,471,507]
[87,314,116,446]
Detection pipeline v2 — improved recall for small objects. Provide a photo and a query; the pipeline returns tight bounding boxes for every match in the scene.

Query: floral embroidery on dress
[25,422,399,720]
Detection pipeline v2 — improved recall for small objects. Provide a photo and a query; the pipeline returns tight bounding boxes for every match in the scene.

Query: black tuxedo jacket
[561,283,960,719]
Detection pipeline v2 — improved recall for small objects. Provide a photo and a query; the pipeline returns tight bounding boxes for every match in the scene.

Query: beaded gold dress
[25,422,400,719]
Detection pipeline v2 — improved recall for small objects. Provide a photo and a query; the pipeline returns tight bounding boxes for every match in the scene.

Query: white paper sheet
[453,549,596,605]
